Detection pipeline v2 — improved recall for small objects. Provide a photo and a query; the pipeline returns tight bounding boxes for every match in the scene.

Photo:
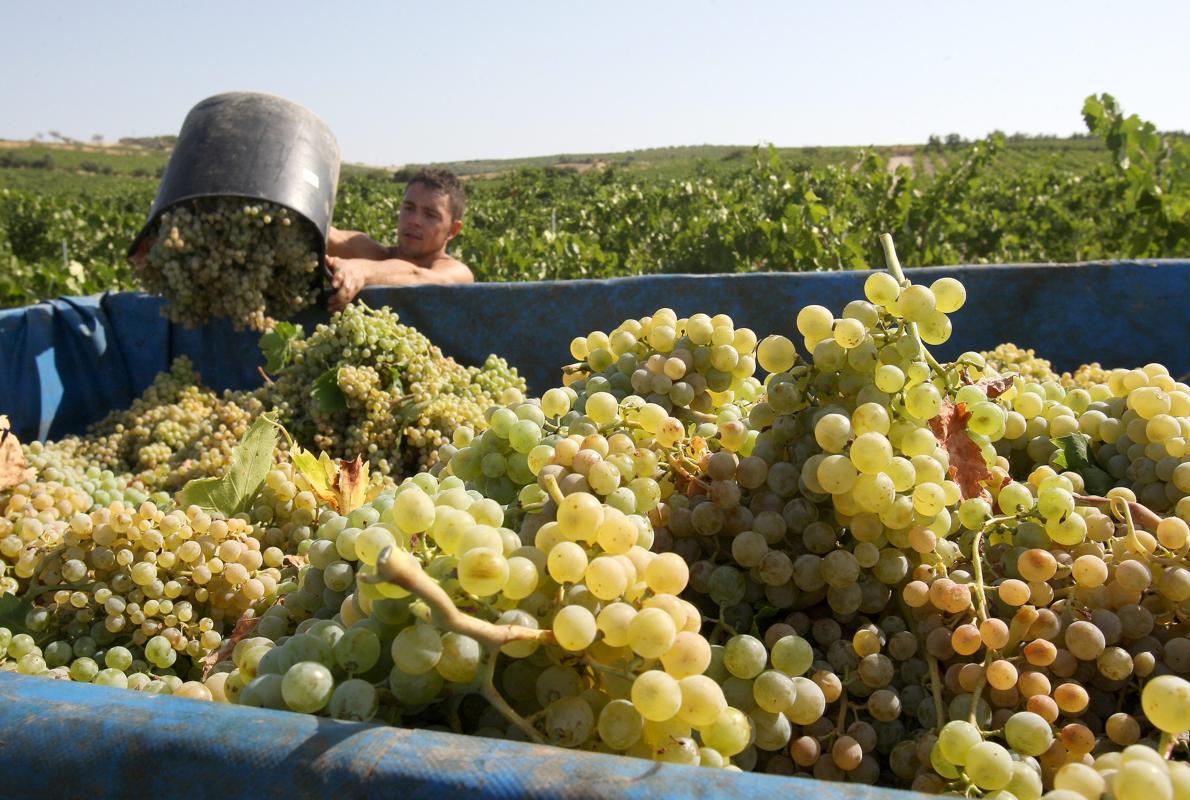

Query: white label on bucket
[303,168,320,189]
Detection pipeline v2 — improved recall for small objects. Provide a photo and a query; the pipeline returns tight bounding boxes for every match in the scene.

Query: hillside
[0,133,1128,192]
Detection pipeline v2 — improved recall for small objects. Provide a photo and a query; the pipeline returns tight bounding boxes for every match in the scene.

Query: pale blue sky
[2,1,1187,166]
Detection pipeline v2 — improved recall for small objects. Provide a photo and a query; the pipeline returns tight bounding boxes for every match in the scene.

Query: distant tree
[944,133,966,149]
[91,134,104,145]
[926,135,943,152]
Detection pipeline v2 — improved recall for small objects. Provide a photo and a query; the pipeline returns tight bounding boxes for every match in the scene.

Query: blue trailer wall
[1,261,1187,442]
[0,671,918,800]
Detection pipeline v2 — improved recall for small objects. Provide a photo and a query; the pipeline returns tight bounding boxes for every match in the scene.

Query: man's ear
[447,220,463,241]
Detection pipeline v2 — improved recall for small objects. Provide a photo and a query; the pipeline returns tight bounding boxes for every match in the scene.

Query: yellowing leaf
[291,445,338,508]
[335,456,369,516]
[267,418,372,515]
[320,452,338,486]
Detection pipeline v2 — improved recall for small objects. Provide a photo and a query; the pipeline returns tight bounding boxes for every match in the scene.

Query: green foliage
[259,321,305,373]
[1051,432,1112,496]
[310,368,347,413]
[1083,93,1190,255]
[1,96,1188,309]
[175,413,279,516]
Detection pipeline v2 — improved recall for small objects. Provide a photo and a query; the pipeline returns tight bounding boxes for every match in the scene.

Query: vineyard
[2,95,1187,310]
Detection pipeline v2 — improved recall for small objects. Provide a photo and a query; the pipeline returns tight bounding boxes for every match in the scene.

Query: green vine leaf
[311,368,347,413]
[1051,432,1112,497]
[176,413,279,516]
[259,322,304,373]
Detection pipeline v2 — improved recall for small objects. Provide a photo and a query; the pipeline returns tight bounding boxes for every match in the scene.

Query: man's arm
[326,255,474,311]
[325,226,396,260]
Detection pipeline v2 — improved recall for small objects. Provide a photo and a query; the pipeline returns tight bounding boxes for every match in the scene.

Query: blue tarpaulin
[2,261,1188,442]
[0,671,918,799]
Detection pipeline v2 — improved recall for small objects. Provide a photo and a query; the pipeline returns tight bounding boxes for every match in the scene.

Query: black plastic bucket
[129,91,341,259]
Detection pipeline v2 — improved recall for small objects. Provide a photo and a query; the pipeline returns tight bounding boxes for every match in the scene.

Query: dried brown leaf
[335,456,369,516]
[198,611,264,681]
[928,400,992,500]
[0,416,34,491]
[978,376,1017,399]
[959,369,1017,399]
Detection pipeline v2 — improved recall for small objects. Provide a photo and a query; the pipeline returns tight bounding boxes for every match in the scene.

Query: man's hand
[326,253,473,311]
[128,237,152,271]
[326,255,370,312]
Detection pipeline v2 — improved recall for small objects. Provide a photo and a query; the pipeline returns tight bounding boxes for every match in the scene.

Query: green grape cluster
[981,343,1060,384]
[139,198,323,332]
[1061,362,1110,390]
[428,268,1190,788]
[986,361,1190,515]
[267,304,524,475]
[30,357,266,491]
[202,470,797,772]
[0,478,293,686]
[438,307,762,511]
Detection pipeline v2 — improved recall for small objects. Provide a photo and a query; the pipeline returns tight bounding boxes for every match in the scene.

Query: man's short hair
[407,168,466,221]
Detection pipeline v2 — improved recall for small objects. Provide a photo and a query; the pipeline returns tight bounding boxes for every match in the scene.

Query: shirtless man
[324,168,474,311]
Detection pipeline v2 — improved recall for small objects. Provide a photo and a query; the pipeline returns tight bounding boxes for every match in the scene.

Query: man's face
[397,183,460,258]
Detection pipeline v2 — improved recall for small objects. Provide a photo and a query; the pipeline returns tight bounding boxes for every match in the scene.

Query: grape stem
[969,527,990,625]
[582,655,638,682]
[371,546,552,651]
[674,408,718,426]
[835,694,849,736]
[967,652,992,728]
[1159,731,1175,759]
[370,545,551,743]
[879,233,947,379]
[480,650,544,744]
[708,610,740,642]
[927,654,946,732]
[1075,493,1161,532]
[542,473,566,507]
[1113,496,1148,559]
[1004,606,1040,656]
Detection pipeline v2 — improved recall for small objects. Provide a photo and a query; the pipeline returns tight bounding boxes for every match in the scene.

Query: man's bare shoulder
[432,254,475,283]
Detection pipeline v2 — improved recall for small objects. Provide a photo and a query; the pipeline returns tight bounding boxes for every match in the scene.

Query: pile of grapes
[265,303,526,475]
[31,306,525,491]
[3,234,1190,799]
[28,357,268,492]
[138,198,323,332]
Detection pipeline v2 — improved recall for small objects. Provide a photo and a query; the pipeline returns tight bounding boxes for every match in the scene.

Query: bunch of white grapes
[139,198,322,332]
